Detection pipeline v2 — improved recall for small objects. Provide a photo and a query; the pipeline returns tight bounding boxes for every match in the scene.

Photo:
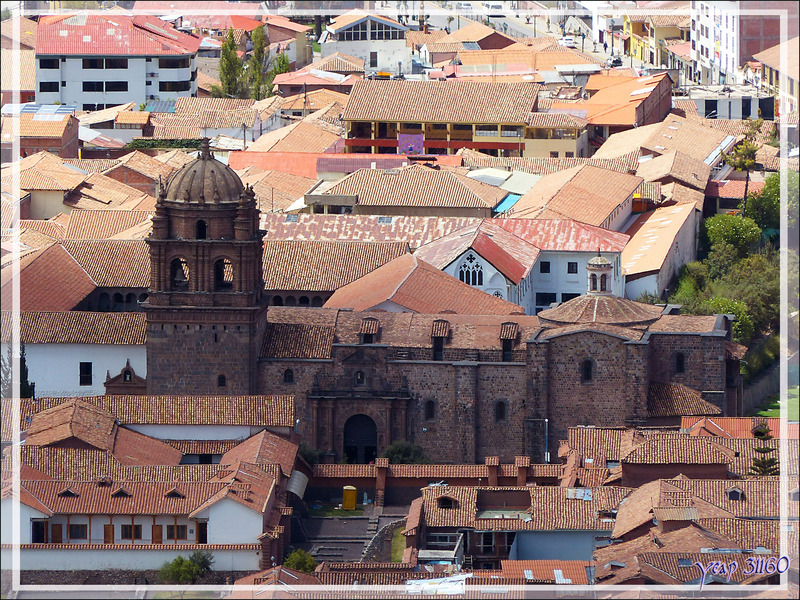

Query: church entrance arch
[343,414,378,464]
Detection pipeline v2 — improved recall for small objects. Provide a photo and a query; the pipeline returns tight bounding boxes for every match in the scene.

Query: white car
[558,37,577,48]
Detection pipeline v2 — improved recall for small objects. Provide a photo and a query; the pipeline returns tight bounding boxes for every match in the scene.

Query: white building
[35,13,200,110]
[320,10,410,75]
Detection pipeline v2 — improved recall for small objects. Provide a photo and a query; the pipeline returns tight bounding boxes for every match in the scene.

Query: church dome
[587,254,612,268]
[163,139,244,204]
[537,295,664,328]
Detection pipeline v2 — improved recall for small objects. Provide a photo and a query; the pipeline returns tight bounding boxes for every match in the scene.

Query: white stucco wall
[196,497,263,545]
[530,251,625,313]
[125,424,261,440]
[624,273,659,301]
[28,190,66,220]
[0,343,146,398]
[322,39,411,74]
[1,498,47,545]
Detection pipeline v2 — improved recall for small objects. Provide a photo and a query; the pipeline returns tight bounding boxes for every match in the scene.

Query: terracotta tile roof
[695,518,781,552]
[622,202,696,277]
[267,307,540,351]
[325,254,525,315]
[311,463,374,478]
[18,395,295,428]
[635,150,711,190]
[342,80,540,124]
[1,244,95,311]
[314,571,436,586]
[325,164,506,210]
[221,430,299,477]
[647,382,722,418]
[263,14,311,34]
[500,560,593,584]
[526,111,589,128]
[406,28,448,49]
[646,314,720,333]
[280,89,350,113]
[1,16,38,49]
[538,294,663,328]
[681,417,797,439]
[60,239,149,288]
[712,438,782,478]
[272,69,360,89]
[1,152,86,192]
[196,70,222,94]
[163,439,239,455]
[36,14,201,56]
[17,219,65,240]
[12,543,261,551]
[327,10,404,32]
[8,227,61,253]
[755,143,800,172]
[152,149,197,170]
[62,209,152,240]
[441,21,514,44]
[262,240,408,291]
[536,322,646,341]
[562,427,637,467]
[1,112,76,140]
[112,151,175,180]
[64,172,156,211]
[262,213,481,250]
[622,434,733,465]
[460,147,640,176]
[114,111,151,126]
[705,179,767,199]
[300,51,364,74]
[513,164,643,225]
[148,118,203,140]
[0,48,35,92]
[62,158,122,174]
[1,311,145,345]
[493,218,629,252]
[77,102,137,127]
[260,322,334,359]
[753,36,800,79]
[246,113,343,153]
[415,220,539,284]
[638,551,778,585]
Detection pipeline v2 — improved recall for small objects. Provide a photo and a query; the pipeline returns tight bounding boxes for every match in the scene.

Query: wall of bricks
[104,165,158,196]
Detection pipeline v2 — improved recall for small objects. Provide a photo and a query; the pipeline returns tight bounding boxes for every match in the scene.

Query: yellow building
[753,36,799,115]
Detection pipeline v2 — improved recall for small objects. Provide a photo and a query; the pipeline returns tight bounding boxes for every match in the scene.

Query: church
[144,141,744,464]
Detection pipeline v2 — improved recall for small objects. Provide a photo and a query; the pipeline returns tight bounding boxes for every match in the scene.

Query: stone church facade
[144,144,744,464]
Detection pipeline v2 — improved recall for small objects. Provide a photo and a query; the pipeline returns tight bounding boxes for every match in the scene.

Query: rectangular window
[535,292,557,307]
[83,81,104,92]
[39,81,59,92]
[68,524,88,540]
[166,525,188,540]
[539,261,550,274]
[565,151,574,158]
[120,524,142,540]
[105,81,128,92]
[79,362,92,386]
[561,292,580,302]
[158,57,191,69]
[478,532,495,553]
[475,125,498,136]
[549,151,559,158]
[39,58,59,69]
[105,58,128,69]
[567,262,578,274]
[82,58,104,69]
[159,80,192,92]
[433,337,444,361]
[370,51,378,68]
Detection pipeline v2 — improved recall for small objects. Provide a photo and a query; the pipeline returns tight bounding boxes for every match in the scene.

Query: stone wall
[361,519,406,563]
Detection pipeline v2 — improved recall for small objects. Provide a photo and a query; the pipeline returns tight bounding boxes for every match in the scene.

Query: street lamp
[581,31,586,53]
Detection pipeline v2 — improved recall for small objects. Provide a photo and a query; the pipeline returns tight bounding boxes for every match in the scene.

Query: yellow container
[342,486,357,511]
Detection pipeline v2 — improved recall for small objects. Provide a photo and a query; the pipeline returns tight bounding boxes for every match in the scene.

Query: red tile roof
[62,209,152,240]
[500,560,593,584]
[622,434,733,465]
[538,294,664,328]
[325,254,525,314]
[260,322,334,359]
[61,239,150,288]
[647,382,722,417]
[1,311,146,345]
[493,218,629,252]
[705,179,767,199]
[36,14,201,56]
[681,417,798,439]
[221,430,298,477]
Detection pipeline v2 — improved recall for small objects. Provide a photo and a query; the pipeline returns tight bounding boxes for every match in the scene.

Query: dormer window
[431,319,450,361]
[165,488,185,499]
[726,487,743,501]
[360,317,379,344]
[111,487,131,498]
[438,496,458,509]
[57,488,79,497]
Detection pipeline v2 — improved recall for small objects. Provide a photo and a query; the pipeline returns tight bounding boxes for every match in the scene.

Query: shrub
[704,214,762,257]
[380,441,430,464]
[697,296,755,344]
[159,555,202,585]
[283,548,317,573]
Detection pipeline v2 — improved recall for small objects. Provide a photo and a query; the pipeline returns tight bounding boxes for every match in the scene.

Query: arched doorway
[343,414,378,464]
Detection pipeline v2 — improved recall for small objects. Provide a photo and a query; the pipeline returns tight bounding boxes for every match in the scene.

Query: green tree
[249,25,267,100]
[635,290,662,305]
[264,53,291,98]
[219,29,246,98]
[1,344,35,399]
[159,555,202,587]
[722,122,759,218]
[705,214,762,257]
[697,296,755,344]
[188,550,214,575]
[1,8,12,20]
[748,426,779,476]
[746,170,799,238]
[380,441,430,464]
[705,241,738,279]
[283,548,317,573]
[712,249,780,335]
[667,261,710,313]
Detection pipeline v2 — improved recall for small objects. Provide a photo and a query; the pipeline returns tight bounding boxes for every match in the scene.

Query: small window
[354,371,365,386]
[120,524,142,540]
[39,58,59,69]
[432,337,444,361]
[561,292,580,302]
[494,401,507,422]
[539,261,550,274]
[105,58,128,69]
[68,524,87,540]
[567,262,578,274]
[165,488,185,498]
[438,496,457,509]
[105,81,128,92]
[727,488,743,501]
[82,81,104,92]
[39,81,59,92]
[217,374,226,387]
[535,293,557,308]
[502,339,513,362]
[550,151,559,158]
[79,362,92,386]
[123,370,132,382]
[674,352,686,374]
[166,525,187,540]
[590,273,597,291]
[600,274,608,292]
[82,58,104,69]
[370,51,378,68]
[362,333,374,344]
[581,359,593,383]
[283,369,294,384]
[424,400,436,421]
[214,258,233,290]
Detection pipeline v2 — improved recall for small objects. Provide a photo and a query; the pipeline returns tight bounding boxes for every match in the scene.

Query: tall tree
[264,53,290,98]
[1,344,35,399]
[748,425,779,476]
[249,25,267,100]
[723,117,761,218]
[219,29,245,98]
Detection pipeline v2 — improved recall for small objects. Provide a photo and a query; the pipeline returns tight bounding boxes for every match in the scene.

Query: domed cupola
[586,251,613,296]
[162,138,244,205]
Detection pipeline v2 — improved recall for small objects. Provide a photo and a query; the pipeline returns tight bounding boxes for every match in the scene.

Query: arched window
[581,359,593,383]
[675,352,686,374]
[311,296,323,307]
[138,293,148,304]
[112,293,124,312]
[272,296,284,306]
[424,400,436,421]
[494,401,507,422]
[299,296,310,306]
[123,370,132,382]
[458,253,484,286]
[125,293,136,310]
[214,258,234,290]
[170,258,190,290]
[590,273,597,291]
[98,292,110,311]
[283,369,294,384]
[354,370,365,386]
[600,274,608,292]
[285,295,297,306]
[217,374,227,387]
[196,220,207,239]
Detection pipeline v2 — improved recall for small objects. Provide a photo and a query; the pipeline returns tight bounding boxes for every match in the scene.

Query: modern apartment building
[35,13,200,110]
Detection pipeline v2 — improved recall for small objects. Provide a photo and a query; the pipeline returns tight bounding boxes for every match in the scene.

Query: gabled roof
[681,417,798,439]
[280,88,350,112]
[342,80,540,124]
[1,16,38,49]
[647,382,722,418]
[246,110,343,153]
[492,218,629,253]
[300,51,364,74]
[622,202,696,278]
[64,172,155,211]
[221,430,299,478]
[60,239,150,288]
[440,21,514,45]
[110,150,175,180]
[324,254,525,315]
[621,435,734,465]
[327,10,405,34]
[63,209,152,240]
[262,240,409,291]
[236,168,316,213]
[753,36,799,79]
[36,14,201,56]
[635,150,711,190]
[323,164,506,210]
[500,560,593,584]
[78,102,137,127]
[1,310,146,345]
[1,151,85,192]
[512,164,643,225]
[414,220,540,284]
[460,147,640,177]
[260,322,335,360]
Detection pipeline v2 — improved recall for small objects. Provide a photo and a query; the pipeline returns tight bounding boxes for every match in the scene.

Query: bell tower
[145,139,267,395]
[586,251,613,296]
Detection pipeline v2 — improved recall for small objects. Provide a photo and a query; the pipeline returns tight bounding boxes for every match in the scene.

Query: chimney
[424,24,429,34]
[485,456,499,486]
[515,456,530,486]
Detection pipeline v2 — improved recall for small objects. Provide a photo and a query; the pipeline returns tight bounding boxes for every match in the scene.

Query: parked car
[607,55,623,67]
[558,37,577,48]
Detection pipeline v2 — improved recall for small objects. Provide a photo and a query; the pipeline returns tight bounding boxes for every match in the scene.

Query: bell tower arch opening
[343,414,378,464]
